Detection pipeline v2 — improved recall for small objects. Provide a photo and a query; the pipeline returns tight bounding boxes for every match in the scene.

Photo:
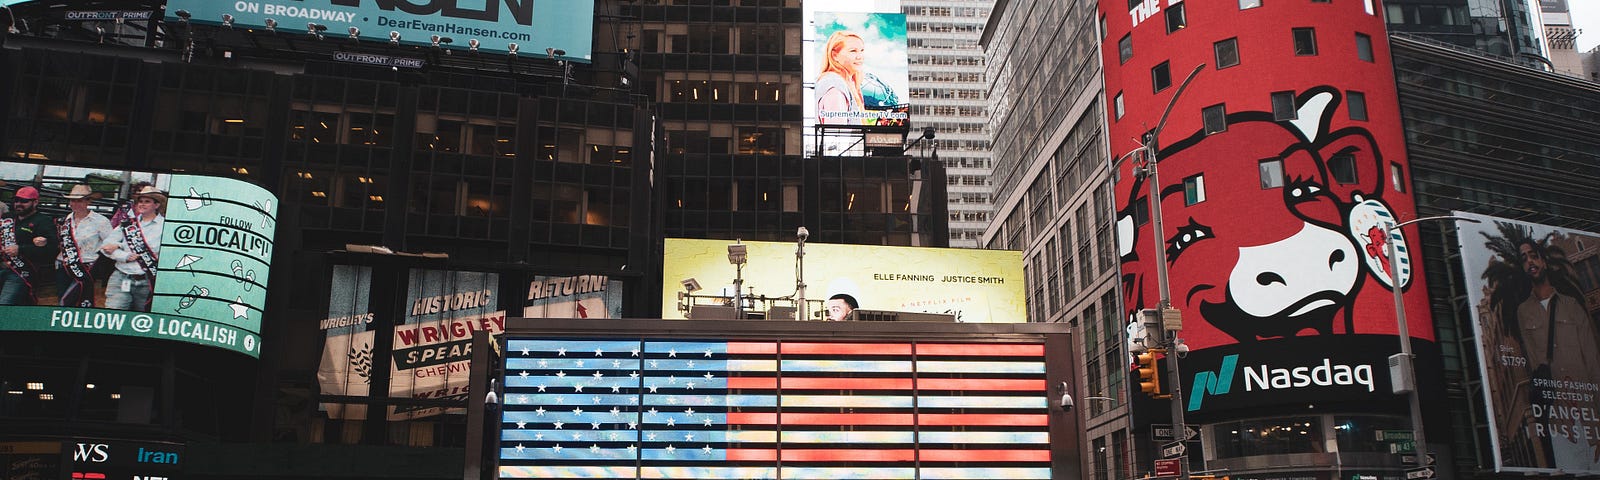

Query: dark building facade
[0,1,947,478]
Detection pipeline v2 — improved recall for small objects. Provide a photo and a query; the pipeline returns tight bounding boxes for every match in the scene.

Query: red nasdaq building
[1103,0,1440,478]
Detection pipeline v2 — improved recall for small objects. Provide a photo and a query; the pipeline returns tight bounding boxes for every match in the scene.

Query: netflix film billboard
[1457,212,1600,475]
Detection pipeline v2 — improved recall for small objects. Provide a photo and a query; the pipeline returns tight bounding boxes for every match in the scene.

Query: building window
[1329,154,1357,184]
[1293,28,1318,55]
[1165,3,1187,33]
[1347,91,1368,120]
[1114,92,1125,120]
[1240,0,1262,9]
[1391,162,1406,192]
[1259,159,1284,189]
[1184,174,1206,205]
[1119,34,1133,64]
[1355,33,1374,62]
[1202,104,1227,134]
[1152,61,1172,93]
[1271,91,1297,120]
[1214,37,1240,68]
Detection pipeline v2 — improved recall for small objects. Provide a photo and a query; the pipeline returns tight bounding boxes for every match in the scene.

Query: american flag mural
[498,338,1053,479]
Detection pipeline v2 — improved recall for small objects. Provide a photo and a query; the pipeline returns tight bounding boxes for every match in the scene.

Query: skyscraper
[905,0,994,248]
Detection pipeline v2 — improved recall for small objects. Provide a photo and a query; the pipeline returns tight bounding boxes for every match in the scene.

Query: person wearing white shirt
[56,184,112,307]
[100,186,165,312]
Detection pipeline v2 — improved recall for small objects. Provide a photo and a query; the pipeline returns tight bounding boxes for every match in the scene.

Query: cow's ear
[1286,88,1341,144]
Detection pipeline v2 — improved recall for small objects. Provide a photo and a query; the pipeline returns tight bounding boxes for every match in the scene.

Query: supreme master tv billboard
[163,0,595,61]
[1456,212,1600,475]
[661,238,1024,323]
[1,162,277,357]
[803,0,910,157]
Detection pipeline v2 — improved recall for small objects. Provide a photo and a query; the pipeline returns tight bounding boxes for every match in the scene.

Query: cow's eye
[1165,219,1213,264]
[1285,177,1325,204]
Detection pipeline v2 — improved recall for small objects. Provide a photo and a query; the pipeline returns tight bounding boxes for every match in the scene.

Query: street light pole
[1383,214,1479,465]
[1136,63,1205,480]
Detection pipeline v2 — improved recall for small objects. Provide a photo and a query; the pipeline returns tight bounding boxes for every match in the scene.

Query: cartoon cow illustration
[1118,87,1416,346]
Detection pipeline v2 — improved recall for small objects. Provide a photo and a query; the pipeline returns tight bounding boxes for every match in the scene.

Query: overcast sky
[1571,1,1600,52]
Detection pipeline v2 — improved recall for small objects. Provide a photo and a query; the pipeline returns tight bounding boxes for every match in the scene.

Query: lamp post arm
[1148,64,1207,149]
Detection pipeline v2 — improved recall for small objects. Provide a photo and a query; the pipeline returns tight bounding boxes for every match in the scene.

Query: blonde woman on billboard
[816,31,866,125]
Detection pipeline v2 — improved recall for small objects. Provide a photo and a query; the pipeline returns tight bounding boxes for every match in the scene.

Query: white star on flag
[556,371,567,378]
[627,445,637,453]
[535,433,545,440]
[572,407,584,416]
[649,360,659,368]
[553,421,565,429]
[551,444,563,453]
[668,349,678,357]
[556,397,565,404]
[575,360,585,368]
[666,417,677,426]
[628,421,639,429]
[535,407,547,416]
[685,433,695,441]
[611,385,621,393]
[537,384,547,392]
[629,397,639,404]
[665,445,676,454]
[557,348,567,356]
[631,347,641,356]
[592,396,602,404]
[703,349,713,357]
[647,407,659,416]
[590,421,601,429]
[686,382,696,390]
[702,445,713,455]
[570,432,582,441]
[515,443,526,453]
[610,407,622,417]
[573,385,584,393]
[702,418,714,426]
[686,360,696,368]
[538,359,548,367]
[593,371,605,380]
[519,395,530,404]
[684,408,696,417]
[595,348,605,356]
[648,385,659,393]
[669,376,678,384]
[703,372,715,380]
[516,421,527,429]
[608,432,620,441]
[646,432,658,441]
[630,372,640,379]
[519,371,529,378]
[521,347,530,356]
[612,360,622,368]
[590,444,601,453]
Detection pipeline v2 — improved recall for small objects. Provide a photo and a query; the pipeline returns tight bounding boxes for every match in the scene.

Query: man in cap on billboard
[56,184,112,308]
[100,185,165,312]
[1,186,59,305]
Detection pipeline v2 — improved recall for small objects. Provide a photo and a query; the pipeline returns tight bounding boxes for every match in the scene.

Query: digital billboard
[0,162,277,357]
[660,238,1024,323]
[317,267,503,420]
[524,274,624,319]
[1456,212,1600,475]
[497,337,1053,479]
[803,0,910,157]
[162,0,596,61]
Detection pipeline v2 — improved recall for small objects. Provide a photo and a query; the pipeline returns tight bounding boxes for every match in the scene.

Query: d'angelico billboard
[1456,212,1600,475]
[163,0,596,61]
[661,238,1024,323]
[1,162,277,357]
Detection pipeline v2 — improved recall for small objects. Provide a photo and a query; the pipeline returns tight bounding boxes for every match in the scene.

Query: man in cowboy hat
[1,185,59,305]
[100,185,165,312]
[56,184,112,308]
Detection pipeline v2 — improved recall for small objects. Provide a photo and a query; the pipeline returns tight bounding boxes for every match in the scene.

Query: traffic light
[1136,348,1168,399]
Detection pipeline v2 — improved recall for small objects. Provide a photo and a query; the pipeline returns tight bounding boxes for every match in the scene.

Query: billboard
[661,238,1024,323]
[0,162,277,357]
[803,1,910,157]
[317,267,503,420]
[1456,212,1600,475]
[162,0,596,61]
[524,274,624,319]
[498,336,1053,479]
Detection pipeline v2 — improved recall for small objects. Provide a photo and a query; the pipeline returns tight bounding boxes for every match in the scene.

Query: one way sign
[1161,441,1186,459]
[1405,466,1436,479]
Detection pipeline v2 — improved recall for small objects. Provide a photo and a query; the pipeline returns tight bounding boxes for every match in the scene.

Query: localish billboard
[162,0,596,61]
[0,162,277,357]
[661,238,1024,323]
[317,267,503,420]
[803,0,910,157]
[497,337,1053,479]
[1456,212,1600,475]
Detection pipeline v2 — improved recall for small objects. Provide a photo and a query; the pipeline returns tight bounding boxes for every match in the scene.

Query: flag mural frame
[497,318,1078,480]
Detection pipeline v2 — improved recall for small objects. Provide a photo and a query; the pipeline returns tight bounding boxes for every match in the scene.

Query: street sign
[1154,458,1182,477]
[1402,453,1436,465]
[1377,429,1414,442]
[1153,424,1199,441]
[1405,466,1436,479]
[1161,441,1187,459]
[1389,439,1416,454]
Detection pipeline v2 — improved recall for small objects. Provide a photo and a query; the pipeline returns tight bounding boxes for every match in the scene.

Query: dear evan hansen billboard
[163,0,595,61]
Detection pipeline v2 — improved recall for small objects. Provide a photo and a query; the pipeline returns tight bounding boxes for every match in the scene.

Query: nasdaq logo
[1187,354,1238,412]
